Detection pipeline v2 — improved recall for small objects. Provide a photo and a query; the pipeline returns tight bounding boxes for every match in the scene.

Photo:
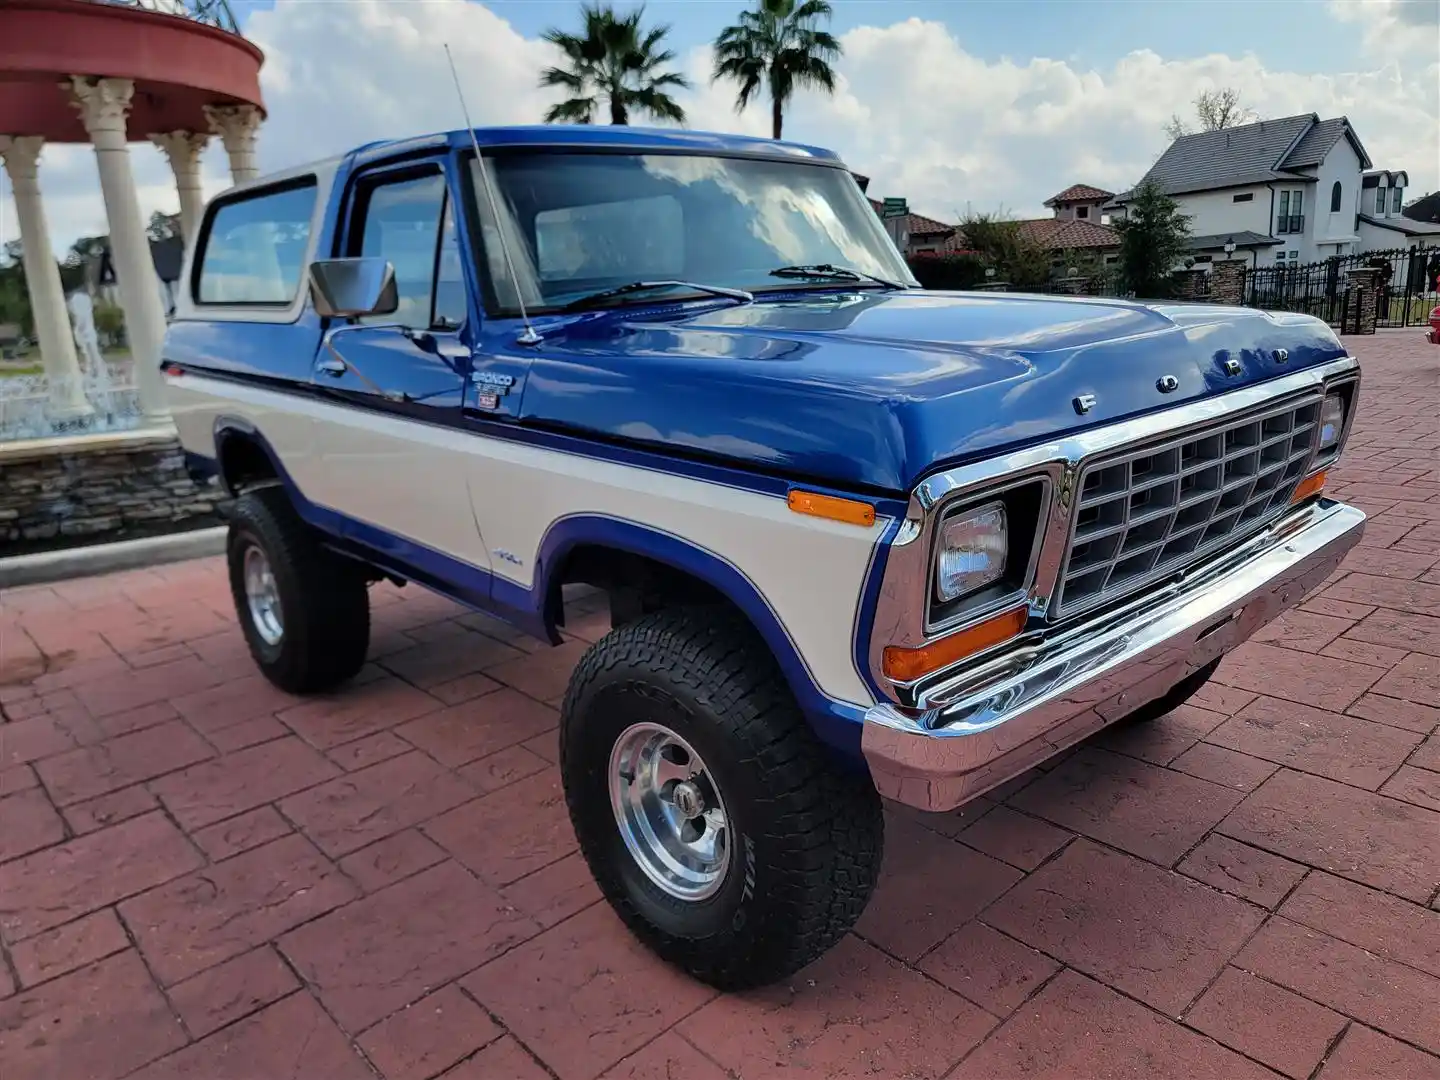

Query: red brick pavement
[1,330,1438,1080]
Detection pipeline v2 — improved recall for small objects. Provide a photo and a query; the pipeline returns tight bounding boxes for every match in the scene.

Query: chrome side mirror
[309,257,399,318]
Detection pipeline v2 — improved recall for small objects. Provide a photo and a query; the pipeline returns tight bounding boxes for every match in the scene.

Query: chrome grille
[1052,395,1322,619]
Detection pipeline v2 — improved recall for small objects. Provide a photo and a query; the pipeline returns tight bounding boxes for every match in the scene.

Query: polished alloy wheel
[242,544,284,646]
[609,722,730,901]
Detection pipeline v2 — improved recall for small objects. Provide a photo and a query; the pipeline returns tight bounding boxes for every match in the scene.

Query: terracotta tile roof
[1015,217,1121,250]
[1044,184,1115,206]
[868,199,958,238]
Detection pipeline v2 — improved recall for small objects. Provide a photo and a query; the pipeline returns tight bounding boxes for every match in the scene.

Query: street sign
[881,197,908,219]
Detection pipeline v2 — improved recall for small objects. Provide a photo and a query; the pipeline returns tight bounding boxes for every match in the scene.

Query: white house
[1357,170,1440,251]
[1108,114,1437,268]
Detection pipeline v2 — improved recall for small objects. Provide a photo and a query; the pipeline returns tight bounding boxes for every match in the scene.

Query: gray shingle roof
[1359,213,1440,237]
[1126,114,1314,198]
[1281,118,1348,168]
[1115,113,1371,203]
[1187,231,1283,250]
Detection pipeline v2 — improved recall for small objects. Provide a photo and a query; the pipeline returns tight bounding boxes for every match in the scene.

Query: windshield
[468,151,917,313]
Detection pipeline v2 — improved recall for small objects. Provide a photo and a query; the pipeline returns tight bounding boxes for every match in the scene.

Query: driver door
[305,158,492,577]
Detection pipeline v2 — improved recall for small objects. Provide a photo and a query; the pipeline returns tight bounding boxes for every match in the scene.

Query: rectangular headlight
[1319,392,1345,451]
[935,501,1007,603]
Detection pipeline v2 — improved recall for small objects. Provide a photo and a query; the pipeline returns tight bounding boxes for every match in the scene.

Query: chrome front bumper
[861,498,1366,811]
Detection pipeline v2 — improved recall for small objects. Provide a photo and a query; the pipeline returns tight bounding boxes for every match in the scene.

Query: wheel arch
[523,515,867,759]
[212,416,288,497]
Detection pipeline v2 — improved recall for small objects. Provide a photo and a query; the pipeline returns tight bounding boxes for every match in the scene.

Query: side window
[1330,181,1342,213]
[352,171,451,329]
[196,181,316,304]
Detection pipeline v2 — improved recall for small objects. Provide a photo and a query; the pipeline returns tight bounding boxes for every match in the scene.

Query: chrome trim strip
[862,498,1366,811]
[866,355,1359,706]
[924,474,1052,636]
[1309,371,1361,474]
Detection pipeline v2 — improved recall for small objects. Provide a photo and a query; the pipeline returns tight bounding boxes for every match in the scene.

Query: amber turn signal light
[1290,469,1328,505]
[787,490,876,527]
[882,604,1027,683]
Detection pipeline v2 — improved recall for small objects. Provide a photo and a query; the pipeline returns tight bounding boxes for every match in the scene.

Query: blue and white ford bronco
[164,125,1365,989]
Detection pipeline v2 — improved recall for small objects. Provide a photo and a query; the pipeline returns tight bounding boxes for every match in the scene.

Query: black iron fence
[1244,246,1439,329]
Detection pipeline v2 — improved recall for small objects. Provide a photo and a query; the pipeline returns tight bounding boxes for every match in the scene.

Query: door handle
[318,325,409,402]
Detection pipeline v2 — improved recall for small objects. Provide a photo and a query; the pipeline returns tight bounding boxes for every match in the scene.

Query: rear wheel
[226,487,370,694]
[560,607,883,991]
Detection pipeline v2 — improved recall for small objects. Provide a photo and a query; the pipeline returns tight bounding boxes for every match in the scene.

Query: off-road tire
[1115,657,1221,726]
[226,486,370,694]
[559,607,884,991]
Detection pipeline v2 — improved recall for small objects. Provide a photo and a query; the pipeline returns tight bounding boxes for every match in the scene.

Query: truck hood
[516,289,1350,495]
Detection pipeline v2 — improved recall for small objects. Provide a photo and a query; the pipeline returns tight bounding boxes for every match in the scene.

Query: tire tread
[560,607,883,990]
[226,487,370,694]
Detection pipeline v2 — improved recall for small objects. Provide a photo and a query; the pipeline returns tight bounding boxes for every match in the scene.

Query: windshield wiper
[768,264,907,290]
[561,280,754,312]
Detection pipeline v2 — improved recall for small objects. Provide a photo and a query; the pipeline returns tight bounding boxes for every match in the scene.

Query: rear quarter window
[195,180,318,305]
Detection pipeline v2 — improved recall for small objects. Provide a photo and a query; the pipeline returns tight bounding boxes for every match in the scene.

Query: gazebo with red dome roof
[0,0,265,426]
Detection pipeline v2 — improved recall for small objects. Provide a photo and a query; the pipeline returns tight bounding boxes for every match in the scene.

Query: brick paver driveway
[2,331,1438,1080]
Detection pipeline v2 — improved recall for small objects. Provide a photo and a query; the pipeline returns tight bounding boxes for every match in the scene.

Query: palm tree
[712,0,841,140]
[539,3,689,126]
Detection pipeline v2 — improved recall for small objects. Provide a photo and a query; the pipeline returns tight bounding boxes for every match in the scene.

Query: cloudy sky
[3,0,1437,257]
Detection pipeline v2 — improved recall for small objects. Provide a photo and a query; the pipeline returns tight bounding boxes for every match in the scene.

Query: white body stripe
[169,374,886,706]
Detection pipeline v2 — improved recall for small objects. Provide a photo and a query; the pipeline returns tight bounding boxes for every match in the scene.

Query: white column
[66,75,169,425]
[148,129,209,245]
[204,103,262,185]
[0,135,93,423]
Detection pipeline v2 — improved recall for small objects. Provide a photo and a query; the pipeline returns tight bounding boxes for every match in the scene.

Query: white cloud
[1328,0,1440,61]
[3,0,1436,260]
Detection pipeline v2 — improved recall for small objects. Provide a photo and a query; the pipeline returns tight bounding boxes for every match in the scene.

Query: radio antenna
[443,43,542,347]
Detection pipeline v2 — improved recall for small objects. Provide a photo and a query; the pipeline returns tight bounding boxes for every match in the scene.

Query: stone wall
[1171,268,1209,301]
[1343,268,1381,335]
[1210,261,1246,306]
[0,429,225,553]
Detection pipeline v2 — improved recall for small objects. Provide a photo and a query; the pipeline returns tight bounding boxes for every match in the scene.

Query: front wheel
[559,608,884,991]
[1115,657,1221,726]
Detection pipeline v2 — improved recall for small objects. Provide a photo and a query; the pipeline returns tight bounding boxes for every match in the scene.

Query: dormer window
[1076,206,1089,219]
[1330,182,1342,213]
[1391,186,1403,214]
[1376,186,1387,214]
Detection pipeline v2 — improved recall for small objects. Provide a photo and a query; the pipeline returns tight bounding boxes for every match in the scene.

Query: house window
[1376,185,1387,214]
[1391,186,1403,213]
[1076,206,1089,219]
[1233,192,1254,203]
[1330,182,1342,213]
[1288,191,1303,234]
[1277,191,1290,233]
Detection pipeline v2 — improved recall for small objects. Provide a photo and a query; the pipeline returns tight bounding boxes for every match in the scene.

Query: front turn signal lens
[1290,469,1328,504]
[882,604,1027,683]
[787,490,876,527]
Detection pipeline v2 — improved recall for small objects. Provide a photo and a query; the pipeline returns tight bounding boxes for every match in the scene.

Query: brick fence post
[1210,260,1246,305]
[1343,267,1381,334]
[1170,268,1208,300]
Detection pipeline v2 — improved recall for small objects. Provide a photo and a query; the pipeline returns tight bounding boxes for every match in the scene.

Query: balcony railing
[87,0,240,33]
